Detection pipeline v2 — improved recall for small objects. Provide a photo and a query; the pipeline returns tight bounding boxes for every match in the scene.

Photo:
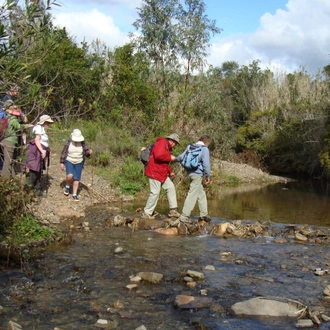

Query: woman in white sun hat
[60,129,92,201]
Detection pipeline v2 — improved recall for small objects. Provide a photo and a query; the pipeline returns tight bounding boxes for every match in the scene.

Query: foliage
[105,44,159,134]
[0,0,330,183]
[0,177,36,234]
[7,215,54,245]
[111,156,146,194]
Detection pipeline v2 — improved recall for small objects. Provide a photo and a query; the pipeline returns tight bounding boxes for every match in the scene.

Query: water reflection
[133,181,330,226]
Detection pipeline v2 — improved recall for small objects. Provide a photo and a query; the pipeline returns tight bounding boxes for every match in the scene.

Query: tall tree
[176,0,221,90]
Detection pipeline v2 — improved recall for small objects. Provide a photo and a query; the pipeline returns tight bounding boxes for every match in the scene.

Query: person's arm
[35,135,46,159]
[174,147,189,163]
[202,148,211,184]
[60,141,70,169]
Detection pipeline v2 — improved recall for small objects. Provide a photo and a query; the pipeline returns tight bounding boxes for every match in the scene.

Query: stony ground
[29,151,291,226]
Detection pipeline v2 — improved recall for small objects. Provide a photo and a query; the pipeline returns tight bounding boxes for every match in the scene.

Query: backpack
[140,143,154,166]
[0,109,8,140]
[181,144,203,170]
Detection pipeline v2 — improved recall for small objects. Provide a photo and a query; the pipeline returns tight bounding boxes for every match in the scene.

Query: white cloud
[53,8,129,49]
[53,0,330,75]
[208,0,330,74]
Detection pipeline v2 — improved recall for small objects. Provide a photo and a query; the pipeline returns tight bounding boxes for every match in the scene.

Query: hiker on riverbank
[142,133,181,219]
[174,135,212,223]
[25,114,54,195]
[60,129,92,201]
[0,101,32,177]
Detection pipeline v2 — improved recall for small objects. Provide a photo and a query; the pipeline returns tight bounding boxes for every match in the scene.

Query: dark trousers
[28,169,42,190]
[0,140,15,177]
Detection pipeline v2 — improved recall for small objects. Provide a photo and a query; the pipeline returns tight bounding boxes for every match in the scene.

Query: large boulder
[231,297,304,317]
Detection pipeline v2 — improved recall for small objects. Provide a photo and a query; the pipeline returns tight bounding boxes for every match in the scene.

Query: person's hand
[170,155,176,161]
[170,172,175,181]
[89,150,93,155]
[60,163,65,171]
[41,151,46,159]
[204,178,210,185]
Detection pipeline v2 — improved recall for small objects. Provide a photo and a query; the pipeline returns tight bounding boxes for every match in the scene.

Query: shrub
[0,177,36,234]
[112,156,146,194]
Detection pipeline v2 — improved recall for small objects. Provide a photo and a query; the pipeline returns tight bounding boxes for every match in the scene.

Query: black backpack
[140,143,154,166]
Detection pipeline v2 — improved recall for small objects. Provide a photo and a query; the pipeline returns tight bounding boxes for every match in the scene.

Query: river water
[1,180,330,329]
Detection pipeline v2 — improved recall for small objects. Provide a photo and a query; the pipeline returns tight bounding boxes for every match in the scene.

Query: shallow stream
[1,180,330,329]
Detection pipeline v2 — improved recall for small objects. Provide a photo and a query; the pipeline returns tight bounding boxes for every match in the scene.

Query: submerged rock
[137,272,163,284]
[174,295,213,309]
[231,297,305,317]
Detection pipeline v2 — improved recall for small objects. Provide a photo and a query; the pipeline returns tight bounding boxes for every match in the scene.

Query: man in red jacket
[142,133,181,219]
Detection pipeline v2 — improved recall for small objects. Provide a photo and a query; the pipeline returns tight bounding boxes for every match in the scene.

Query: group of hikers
[0,86,92,200]
[141,133,212,223]
[0,87,211,218]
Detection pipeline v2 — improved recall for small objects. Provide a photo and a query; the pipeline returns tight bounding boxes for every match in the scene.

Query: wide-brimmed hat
[71,129,84,142]
[37,114,54,125]
[166,133,180,144]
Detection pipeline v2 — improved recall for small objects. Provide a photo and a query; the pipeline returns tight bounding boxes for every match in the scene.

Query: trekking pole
[45,151,50,196]
[39,153,43,197]
[90,141,94,205]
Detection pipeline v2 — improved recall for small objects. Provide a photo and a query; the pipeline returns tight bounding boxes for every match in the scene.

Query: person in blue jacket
[175,135,212,223]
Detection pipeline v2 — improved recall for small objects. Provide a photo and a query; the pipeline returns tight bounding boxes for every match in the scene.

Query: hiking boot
[168,209,181,218]
[141,212,155,219]
[72,194,79,201]
[179,217,193,224]
[63,186,70,196]
[198,216,211,223]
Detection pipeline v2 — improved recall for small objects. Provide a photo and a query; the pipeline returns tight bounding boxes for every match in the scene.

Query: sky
[51,0,330,75]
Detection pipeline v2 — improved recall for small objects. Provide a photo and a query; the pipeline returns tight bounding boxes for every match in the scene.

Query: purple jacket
[24,140,50,171]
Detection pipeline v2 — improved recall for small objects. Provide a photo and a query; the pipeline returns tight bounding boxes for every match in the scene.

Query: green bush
[0,177,36,234]
[96,150,111,167]
[8,215,55,245]
[112,156,146,194]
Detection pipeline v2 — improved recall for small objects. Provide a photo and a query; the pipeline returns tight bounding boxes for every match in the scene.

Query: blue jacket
[175,142,211,179]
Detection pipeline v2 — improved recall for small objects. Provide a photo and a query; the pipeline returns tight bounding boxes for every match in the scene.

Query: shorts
[65,160,84,181]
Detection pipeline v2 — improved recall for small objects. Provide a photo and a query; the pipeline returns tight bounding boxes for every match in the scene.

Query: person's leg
[72,180,79,195]
[180,174,203,219]
[66,173,73,187]
[144,178,161,215]
[71,162,83,200]
[0,140,15,177]
[28,170,41,190]
[162,177,178,209]
[196,183,208,217]
[162,177,180,217]
[64,160,74,195]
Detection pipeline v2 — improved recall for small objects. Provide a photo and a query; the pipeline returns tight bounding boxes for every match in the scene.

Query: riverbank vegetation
[1,0,330,250]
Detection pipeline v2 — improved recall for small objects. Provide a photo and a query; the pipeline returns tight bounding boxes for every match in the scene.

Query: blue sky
[51,0,330,75]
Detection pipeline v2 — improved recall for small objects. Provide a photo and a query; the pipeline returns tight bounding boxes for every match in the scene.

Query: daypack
[181,144,203,170]
[0,109,8,140]
[140,143,154,166]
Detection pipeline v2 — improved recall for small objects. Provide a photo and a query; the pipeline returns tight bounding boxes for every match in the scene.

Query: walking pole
[45,151,50,196]
[91,143,94,205]
[39,152,43,197]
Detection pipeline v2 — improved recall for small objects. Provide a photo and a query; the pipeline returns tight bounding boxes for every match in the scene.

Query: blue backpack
[181,144,203,170]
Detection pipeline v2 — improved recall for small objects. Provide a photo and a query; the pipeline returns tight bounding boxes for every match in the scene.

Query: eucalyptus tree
[176,0,221,90]
[131,0,178,96]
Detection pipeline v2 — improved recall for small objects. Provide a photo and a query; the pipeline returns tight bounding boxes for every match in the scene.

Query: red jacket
[145,137,173,183]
